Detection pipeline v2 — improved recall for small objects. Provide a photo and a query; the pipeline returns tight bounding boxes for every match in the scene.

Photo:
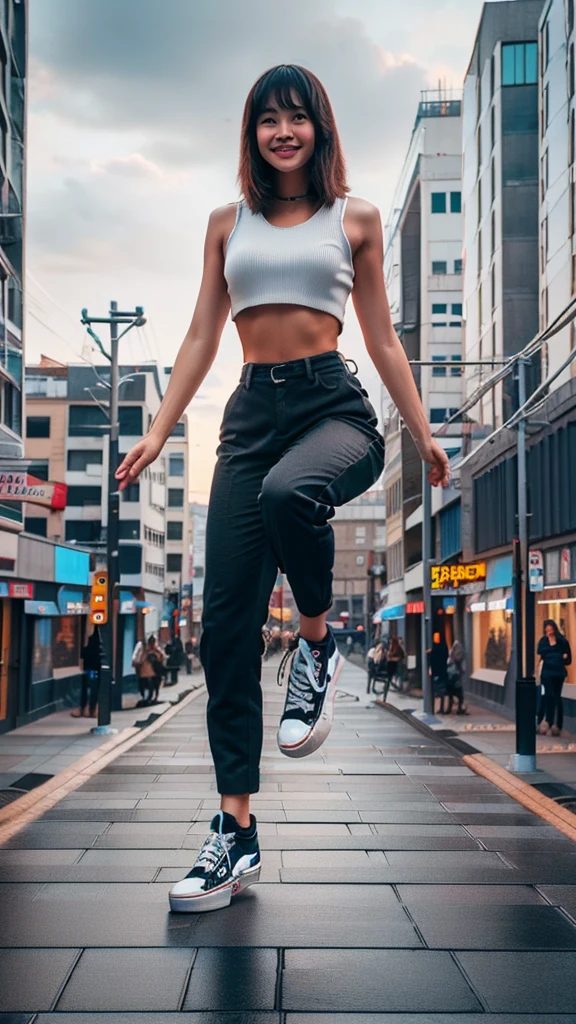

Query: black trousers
[538,672,565,729]
[200,351,384,794]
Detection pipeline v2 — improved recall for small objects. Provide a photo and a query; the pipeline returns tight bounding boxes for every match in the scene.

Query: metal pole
[94,302,120,734]
[509,357,537,773]
[421,463,435,716]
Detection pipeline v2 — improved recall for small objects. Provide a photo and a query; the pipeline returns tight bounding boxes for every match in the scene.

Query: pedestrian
[386,635,405,689]
[446,639,469,715]
[165,635,184,685]
[115,63,449,913]
[366,642,377,693]
[537,619,572,736]
[138,635,165,704]
[71,628,101,719]
[430,632,449,714]
[184,637,195,674]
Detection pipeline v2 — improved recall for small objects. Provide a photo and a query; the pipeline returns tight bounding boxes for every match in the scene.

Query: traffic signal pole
[81,302,146,735]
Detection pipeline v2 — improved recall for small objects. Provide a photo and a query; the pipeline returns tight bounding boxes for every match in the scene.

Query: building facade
[382,89,464,674]
[462,0,545,427]
[330,492,386,633]
[24,358,190,681]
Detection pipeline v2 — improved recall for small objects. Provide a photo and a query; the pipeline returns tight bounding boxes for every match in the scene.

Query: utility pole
[420,464,435,718]
[81,302,146,735]
[509,357,537,773]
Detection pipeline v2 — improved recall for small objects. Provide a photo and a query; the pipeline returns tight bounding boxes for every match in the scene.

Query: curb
[0,685,206,845]
[375,698,576,844]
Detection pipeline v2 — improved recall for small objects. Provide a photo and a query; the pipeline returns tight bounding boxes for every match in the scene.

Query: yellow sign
[90,570,108,625]
[430,562,487,590]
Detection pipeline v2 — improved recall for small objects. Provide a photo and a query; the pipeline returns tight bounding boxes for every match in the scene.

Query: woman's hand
[115,432,164,491]
[414,437,451,488]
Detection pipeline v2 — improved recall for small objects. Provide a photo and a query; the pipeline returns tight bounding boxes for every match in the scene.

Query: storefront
[465,554,514,707]
[532,543,576,707]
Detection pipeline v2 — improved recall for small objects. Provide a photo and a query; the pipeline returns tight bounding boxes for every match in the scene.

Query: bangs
[252,65,312,120]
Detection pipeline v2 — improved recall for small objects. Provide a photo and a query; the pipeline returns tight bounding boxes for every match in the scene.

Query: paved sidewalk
[1,657,576,1018]
[0,671,201,794]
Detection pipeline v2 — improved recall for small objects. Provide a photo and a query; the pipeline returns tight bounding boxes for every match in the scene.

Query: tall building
[462,0,545,427]
[539,0,575,381]
[331,491,386,632]
[382,88,464,672]
[24,358,191,682]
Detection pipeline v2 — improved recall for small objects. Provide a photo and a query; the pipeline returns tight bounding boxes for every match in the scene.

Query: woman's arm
[351,201,450,487]
[115,206,233,489]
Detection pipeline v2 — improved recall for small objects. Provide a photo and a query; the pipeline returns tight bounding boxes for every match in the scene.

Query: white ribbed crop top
[223,197,355,334]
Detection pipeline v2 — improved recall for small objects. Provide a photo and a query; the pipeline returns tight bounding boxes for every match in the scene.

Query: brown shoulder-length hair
[238,64,349,214]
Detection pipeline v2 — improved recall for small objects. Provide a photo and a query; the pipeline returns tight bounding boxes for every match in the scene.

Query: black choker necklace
[273,193,316,202]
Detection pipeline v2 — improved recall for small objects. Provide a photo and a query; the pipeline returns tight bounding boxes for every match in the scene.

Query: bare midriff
[235,304,340,364]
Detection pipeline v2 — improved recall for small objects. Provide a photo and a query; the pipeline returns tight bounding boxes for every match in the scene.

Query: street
[1,657,576,1018]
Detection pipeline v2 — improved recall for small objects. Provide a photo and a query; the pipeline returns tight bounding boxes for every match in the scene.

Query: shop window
[31,618,52,683]
[52,616,81,671]
[472,608,513,676]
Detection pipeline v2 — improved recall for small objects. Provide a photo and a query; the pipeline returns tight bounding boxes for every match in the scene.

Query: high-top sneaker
[169,811,260,913]
[277,628,343,758]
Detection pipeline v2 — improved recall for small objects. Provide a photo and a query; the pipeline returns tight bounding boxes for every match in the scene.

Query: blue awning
[25,600,60,616]
[381,604,406,621]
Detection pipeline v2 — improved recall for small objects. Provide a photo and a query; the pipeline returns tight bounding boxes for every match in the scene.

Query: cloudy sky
[26,0,488,498]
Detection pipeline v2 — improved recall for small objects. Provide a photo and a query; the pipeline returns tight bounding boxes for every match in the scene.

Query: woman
[138,635,165,705]
[537,619,572,736]
[386,635,405,689]
[116,64,449,913]
[446,639,469,715]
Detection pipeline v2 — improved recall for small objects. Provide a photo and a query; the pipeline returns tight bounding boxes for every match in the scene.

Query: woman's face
[545,623,555,639]
[256,90,315,175]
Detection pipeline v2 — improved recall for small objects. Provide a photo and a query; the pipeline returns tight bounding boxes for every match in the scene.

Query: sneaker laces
[193,830,233,873]
[277,635,330,714]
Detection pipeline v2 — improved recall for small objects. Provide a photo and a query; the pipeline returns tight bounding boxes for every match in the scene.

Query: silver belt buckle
[270,364,287,384]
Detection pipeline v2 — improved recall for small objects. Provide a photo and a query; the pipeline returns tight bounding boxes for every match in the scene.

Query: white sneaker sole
[278,652,343,759]
[169,863,261,913]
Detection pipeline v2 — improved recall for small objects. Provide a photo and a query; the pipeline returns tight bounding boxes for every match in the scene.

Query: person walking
[138,636,165,705]
[446,639,469,715]
[386,635,405,690]
[71,628,101,719]
[537,619,572,736]
[184,637,195,674]
[430,633,450,714]
[165,635,184,686]
[115,64,449,913]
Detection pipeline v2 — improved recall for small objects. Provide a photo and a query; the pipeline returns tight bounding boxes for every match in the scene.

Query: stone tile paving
[1,658,576,1017]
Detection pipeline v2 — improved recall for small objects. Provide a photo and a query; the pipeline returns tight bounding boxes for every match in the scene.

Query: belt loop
[244,364,254,390]
[304,357,315,382]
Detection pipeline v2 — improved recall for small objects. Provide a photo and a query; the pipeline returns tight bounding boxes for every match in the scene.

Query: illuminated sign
[0,472,67,510]
[430,562,487,590]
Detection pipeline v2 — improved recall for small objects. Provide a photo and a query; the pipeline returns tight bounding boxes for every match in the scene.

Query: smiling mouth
[273,146,300,153]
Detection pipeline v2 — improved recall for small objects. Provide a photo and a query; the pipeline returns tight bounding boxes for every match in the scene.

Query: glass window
[67,449,103,471]
[118,519,140,540]
[119,545,142,575]
[454,259,463,274]
[65,520,102,544]
[431,192,446,214]
[472,608,512,675]
[515,42,526,84]
[122,483,140,503]
[430,408,447,423]
[118,406,142,435]
[502,42,538,86]
[502,44,515,86]
[28,460,49,481]
[432,261,447,275]
[451,356,462,377]
[52,616,81,671]
[432,304,447,314]
[450,191,462,213]
[26,416,50,438]
[24,516,47,537]
[168,454,185,477]
[355,526,366,546]
[451,304,463,316]
[167,520,183,540]
[169,422,186,437]
[167,553,182,572]
[168,488,184,508]
[432,357,447,377]
[31,618,52,683]
[68,405,107,436]
[66,486,101,506]
[525,42,538,84]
